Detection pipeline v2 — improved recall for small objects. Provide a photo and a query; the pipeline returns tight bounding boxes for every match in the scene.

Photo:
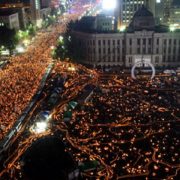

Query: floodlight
[102,0,116,10]
[170,25,175,32]
[34,122,47,133]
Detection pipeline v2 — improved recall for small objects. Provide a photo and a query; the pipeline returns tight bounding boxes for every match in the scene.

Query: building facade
[72,7,180,68]
[73,30,180,68]
[162,0,173,24]
[155,0,180,27]
[74,14,115,32]
[169,1,180,29]
[0,12,20,29]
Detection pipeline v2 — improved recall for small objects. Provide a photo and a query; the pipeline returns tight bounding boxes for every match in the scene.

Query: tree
[28,24,36,36]
[0,26,19,55]
[53,33,72,60]
[53,37,67,60]
[53,21,84,62]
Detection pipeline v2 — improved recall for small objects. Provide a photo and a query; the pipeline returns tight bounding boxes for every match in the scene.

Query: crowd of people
[0,32,51,140]
[0,1,91,140]
[59,75,180,179]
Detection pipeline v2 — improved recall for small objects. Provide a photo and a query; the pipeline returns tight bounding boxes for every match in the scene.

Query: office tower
[162,0,172,23]
[30,0,41,25]
[155,0,179,26]
[155,0,163,24]
[169,0,180,28]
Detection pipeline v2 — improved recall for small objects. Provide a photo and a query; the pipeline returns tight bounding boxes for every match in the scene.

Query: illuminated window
[35,0,39,10]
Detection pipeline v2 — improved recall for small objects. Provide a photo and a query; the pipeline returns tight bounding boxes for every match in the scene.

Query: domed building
[128,5,155,31]
[71,5,180,69]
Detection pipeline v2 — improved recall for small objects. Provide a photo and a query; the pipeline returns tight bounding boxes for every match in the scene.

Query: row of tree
[0,26,18,55]
[53,21,83,62]
[0,24,36,56]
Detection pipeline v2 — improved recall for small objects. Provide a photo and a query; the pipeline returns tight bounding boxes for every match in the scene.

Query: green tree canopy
[0,26,19,55]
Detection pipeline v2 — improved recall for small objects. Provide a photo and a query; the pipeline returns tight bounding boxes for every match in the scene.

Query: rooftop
[133,5,153,18]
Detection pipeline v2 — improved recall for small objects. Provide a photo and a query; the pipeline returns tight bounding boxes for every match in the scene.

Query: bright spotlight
[33,122,47,134]
[102,0,116,10]
[119,25,126,32]
[170,25,176,32]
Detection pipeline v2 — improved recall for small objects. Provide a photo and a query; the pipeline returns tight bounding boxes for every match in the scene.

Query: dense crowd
[59,75,180,179]
[0,1,90,140]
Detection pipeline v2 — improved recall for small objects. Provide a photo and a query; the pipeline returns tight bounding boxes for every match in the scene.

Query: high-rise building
[30,0,41,25]
[115,0,156,30]
[169,0,180,29]
[155,0,163,24]
[162,0,173,23]
[155,0,180,28]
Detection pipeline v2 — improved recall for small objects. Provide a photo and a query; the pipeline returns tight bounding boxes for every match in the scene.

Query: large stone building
[77,14,115,32]
[72,6,180,68]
